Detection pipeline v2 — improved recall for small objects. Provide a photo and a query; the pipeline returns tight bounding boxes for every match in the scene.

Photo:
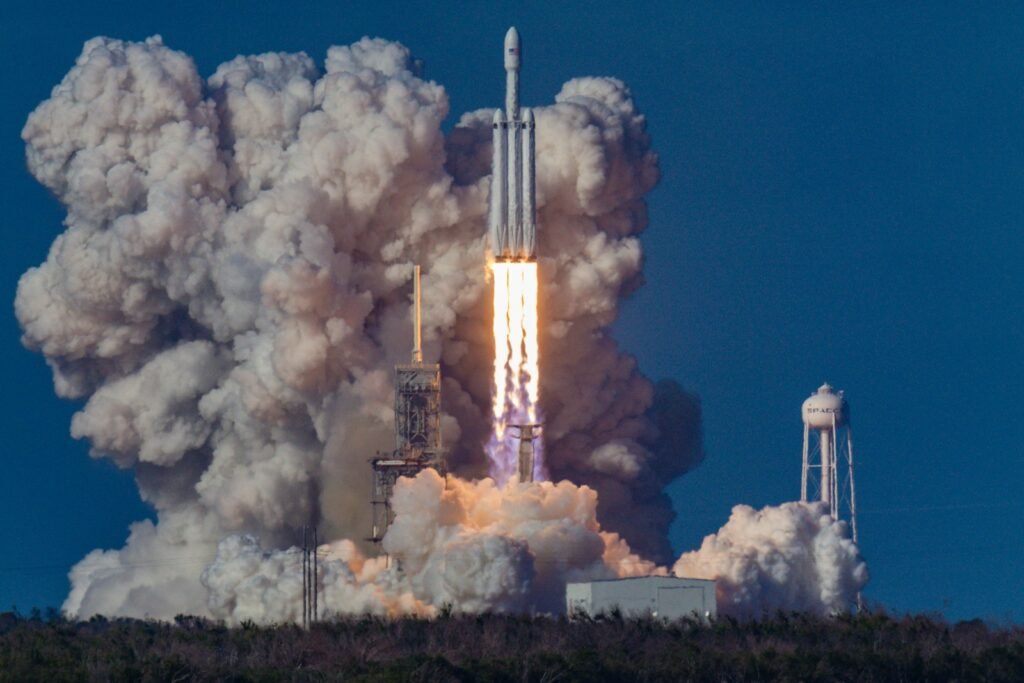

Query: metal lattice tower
[369,265,445,545]
[300,525,319,628]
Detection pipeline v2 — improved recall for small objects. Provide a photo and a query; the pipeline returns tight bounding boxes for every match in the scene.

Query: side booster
[489,27,537,262]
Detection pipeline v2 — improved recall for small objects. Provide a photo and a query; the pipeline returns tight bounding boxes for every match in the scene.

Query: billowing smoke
[201,535,428,623]
[202,469,659,624]
[673,502,869,619]
[17,34,864,622]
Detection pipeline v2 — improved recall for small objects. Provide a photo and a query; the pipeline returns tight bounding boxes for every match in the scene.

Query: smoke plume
[200,470,658,624]
[673,502,869,619]
[18,34,864,621]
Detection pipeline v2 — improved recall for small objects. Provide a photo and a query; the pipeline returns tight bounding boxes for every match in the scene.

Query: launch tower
[369,265,445,543]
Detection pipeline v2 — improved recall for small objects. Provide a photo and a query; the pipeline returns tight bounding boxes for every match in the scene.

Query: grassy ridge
[1,610,1022,682]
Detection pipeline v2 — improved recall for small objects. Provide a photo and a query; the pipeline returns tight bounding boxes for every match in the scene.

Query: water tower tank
[801,383,849,429]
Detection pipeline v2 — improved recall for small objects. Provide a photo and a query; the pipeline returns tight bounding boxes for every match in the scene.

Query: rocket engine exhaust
[488,28,543,483]
[489,261,541,482]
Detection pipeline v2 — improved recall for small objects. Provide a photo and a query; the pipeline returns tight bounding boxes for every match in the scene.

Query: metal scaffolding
[300,525,318,628]
[368,265,446,546]
[510,423,541,483]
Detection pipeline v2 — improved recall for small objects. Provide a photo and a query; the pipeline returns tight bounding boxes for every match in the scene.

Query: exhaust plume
[488,261,542,483]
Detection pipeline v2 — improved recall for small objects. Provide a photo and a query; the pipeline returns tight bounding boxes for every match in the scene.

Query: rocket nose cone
[505,27,520,48]
[504,27,521,70]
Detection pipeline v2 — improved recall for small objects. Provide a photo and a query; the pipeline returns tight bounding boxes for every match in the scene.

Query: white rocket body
[490,27,536,261]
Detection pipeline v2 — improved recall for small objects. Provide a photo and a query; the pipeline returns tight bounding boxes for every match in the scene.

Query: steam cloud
[673,502,869,619]
[202,470,658,624]
[18,35,865,622]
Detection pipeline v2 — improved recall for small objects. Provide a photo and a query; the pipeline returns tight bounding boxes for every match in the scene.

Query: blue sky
[2,1,1022,621]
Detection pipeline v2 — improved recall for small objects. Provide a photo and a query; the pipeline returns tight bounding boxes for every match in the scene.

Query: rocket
[489,27,536,262]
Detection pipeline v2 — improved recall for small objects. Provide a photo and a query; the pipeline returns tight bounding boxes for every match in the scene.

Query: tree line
[1,608,1022,682]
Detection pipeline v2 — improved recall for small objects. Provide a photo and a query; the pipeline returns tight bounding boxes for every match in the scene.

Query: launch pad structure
[368,265,445,544]
[510,423,540,483]
[300,525,319,627]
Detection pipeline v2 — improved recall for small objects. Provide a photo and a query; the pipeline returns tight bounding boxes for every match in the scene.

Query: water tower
[800,383,858,543]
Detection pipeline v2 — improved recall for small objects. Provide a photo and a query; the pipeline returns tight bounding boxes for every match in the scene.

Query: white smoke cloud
[18,33,865,622]
[201,534,427,623]
[672,502,869,619]
[202,469,652,623]
[70,341,231,468]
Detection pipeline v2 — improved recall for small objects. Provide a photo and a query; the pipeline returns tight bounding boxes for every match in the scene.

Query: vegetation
[1,609,1022,682]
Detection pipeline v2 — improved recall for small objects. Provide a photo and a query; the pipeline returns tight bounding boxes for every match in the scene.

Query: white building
[566,577,717,621]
